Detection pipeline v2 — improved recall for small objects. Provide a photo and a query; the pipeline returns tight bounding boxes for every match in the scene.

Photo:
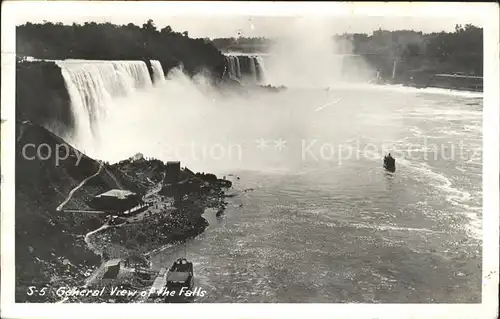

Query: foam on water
[356,135,481,241]
[46,44,483,302]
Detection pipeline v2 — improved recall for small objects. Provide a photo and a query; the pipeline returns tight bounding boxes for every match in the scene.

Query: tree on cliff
[161,25,173,34]
[142,19,157,34]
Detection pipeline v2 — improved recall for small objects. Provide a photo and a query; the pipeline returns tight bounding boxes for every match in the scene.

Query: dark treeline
[335,24,483,76]
[211,37,272,53]
[16,20,226,78]
[211,24,483,76]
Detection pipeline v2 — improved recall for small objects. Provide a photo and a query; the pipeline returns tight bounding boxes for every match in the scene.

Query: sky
[7,2,488,39]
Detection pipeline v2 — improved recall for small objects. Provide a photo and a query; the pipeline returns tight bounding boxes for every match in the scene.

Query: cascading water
[249,58,257,83]
[235,57,241,78]
[227,56,234,78]
[229,56,238,79]
[224,56,229,76]
[255,56,267,84]
[225,51,374,87]
[224,54,266,84]
[150,60,165,84]
[56,60,153,148]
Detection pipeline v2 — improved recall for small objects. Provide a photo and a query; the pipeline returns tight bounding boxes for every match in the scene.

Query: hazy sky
[9,2,487,39]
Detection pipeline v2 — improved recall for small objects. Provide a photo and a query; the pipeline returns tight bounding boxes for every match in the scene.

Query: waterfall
[227,56,234,77]
[150,60,165,84]
[225,56,245,80]
[254,56,267,84]
[224,54,268,84]
[235,57,241,78]
[249,58,257,83]
[224,56,229,77]
[225,56,233,78]
[229,56,237,78]
[56,60,153,146]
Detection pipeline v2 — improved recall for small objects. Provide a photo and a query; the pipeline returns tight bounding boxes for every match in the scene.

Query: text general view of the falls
[10,12,488,306]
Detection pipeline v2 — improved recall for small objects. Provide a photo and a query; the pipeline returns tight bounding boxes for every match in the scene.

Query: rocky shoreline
[15,122,232,303]
[56,188,230,303]
[89,165,231,260]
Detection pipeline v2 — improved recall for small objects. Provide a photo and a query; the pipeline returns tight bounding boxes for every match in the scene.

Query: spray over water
[264,17,375,87]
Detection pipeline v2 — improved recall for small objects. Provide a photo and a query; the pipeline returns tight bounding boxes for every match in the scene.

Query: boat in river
[165,257,194,293]
[146,257,195,303]
[383,153,396,172]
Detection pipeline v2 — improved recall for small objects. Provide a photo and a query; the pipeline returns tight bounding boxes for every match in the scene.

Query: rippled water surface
[141,86,483,303]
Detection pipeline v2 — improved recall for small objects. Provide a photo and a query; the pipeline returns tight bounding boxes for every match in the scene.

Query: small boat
[383,153,396,173]
[165,257,194,294]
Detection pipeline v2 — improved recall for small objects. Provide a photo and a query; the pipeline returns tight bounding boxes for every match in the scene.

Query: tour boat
[165,257,195,293]
[383,154,396,173]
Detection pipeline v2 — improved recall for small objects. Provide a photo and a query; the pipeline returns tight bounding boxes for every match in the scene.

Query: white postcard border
[1,2,498,319]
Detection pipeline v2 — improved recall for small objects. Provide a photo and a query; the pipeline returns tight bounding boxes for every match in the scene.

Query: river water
[122,84,482,303]
[86,81,482,303]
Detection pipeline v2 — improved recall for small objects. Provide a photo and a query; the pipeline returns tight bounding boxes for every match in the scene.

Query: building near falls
[89,189,143,213]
